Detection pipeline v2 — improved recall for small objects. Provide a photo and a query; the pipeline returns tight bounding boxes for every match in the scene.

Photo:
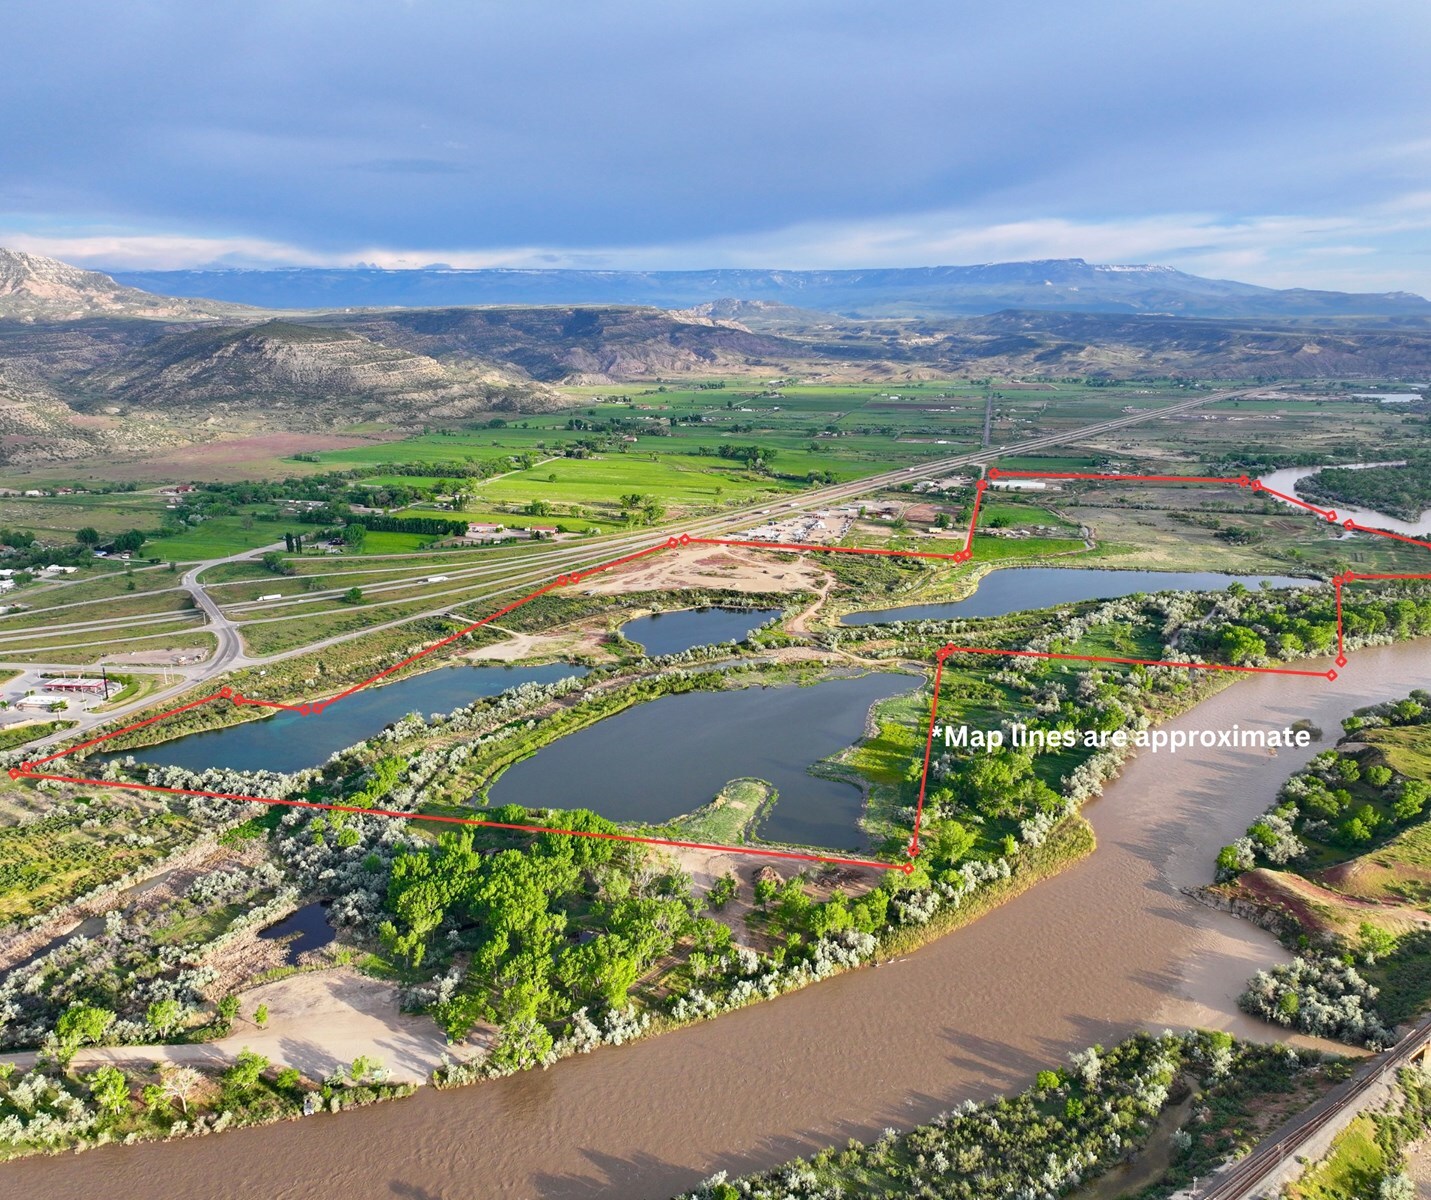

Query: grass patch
[0,720,75,752]
[657,777,775,845]
[1287,1114,1386,1200]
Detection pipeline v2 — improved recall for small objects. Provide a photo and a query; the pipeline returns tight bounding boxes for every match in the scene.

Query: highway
[7,385,1243,747]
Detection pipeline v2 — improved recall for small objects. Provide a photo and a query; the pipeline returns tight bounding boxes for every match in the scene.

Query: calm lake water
[619,607,781,657]
[116,662,587,774]
[1258,463,1431,536]
[20,639,1431,1200]
[489,673,913,848]
[843,566,1314,625]
[258,902,335,964]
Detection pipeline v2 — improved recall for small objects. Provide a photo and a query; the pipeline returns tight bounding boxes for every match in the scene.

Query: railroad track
[1199,1015,1431,1199]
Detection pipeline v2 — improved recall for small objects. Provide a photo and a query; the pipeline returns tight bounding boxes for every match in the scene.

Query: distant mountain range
[109,258,1431,320]
[0,247,1427,471]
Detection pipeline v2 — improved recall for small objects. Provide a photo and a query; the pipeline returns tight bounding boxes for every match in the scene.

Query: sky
[4,0,1431,294]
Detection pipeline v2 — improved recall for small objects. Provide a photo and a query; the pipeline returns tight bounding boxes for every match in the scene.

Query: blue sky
[4,0,1430,293]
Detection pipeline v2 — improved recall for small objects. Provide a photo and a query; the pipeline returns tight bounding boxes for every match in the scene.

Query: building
[42,678,107,695]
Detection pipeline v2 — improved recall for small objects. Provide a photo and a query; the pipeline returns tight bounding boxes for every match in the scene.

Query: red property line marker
[16,465,1431,869]
[989,468,1244,485]
[908,653,947,856]
[15,769,912,876]
[692,537,968,563]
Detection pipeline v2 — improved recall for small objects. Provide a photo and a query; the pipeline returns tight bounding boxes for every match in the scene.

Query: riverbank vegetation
[1213,690,1431,1042]
[1296,454,1431,524]
[2,551,1428,1162]
[673,1031,1348,1200]
[0,1047,414,1162]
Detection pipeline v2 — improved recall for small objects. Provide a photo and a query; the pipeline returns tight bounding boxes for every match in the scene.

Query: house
[529,525,559,539]
[0,580,13,593]
[466,522,506,537]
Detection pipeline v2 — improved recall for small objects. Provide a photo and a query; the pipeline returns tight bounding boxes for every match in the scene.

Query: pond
[114,662,588,774]
[618,607,782,657]
[257,902,335,964]
[843,566,1315,625]
[488,672,914,849]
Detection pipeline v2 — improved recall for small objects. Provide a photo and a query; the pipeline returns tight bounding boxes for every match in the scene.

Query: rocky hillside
[313,305,803,382]
[0,248,249,321]
[0,248,1428,468]
[75,319,546,425]
[918,311,1431,379]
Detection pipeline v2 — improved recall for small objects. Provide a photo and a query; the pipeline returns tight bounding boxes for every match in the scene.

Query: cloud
[2,1,1429,290]
[8,192,1431,296]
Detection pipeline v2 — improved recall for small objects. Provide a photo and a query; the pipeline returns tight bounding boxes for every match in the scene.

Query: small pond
[258,901,335,964]
[618,607,782,657]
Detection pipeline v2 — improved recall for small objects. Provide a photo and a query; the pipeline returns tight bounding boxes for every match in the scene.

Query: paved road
[179,542,278,673]
[8,386,1243,748]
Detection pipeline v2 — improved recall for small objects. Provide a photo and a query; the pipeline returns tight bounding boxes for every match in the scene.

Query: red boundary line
[15,468,1431,866]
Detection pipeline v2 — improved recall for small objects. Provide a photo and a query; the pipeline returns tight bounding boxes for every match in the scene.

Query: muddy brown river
[11,641,1431,1200]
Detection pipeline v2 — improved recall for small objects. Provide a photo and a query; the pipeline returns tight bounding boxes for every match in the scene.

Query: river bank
[8,638,1429,1198]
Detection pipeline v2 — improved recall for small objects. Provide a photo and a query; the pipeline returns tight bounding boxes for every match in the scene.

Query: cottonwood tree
[159,1063,203,1115]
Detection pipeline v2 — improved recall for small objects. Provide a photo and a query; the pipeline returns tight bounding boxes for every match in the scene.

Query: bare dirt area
[463,620,614,663]
[103,646,212,665]
[1231,867,1431,939]
[13,968,478,1086]
[578,545,828,597]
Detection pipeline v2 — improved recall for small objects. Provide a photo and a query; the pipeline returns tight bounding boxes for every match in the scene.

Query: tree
[222,1048,270,1098]
[342,522,367,549]
[708,874,738,909]
[56,1002,114,1051]
[86,1065,131,1115]
[341,586,364,604]
[1218,625,1267,665]
[253,1003,269,1028]
[75,526,100,546]
[159,1063,202,1114]
[216,994,240,1024]
[112,529,146,554]
[145,998,184,1039]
